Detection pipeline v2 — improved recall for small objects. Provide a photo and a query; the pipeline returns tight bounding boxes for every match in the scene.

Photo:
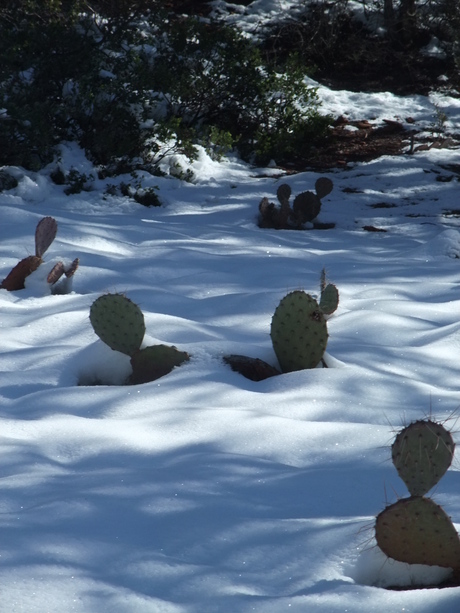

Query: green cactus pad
[292,191,321,223]
[392,419,455,496]
[129,344,189,384]
[375,496,460,569]
[319,283,339,315]
[315,177,333,199]
[276,183,291,204]
[90,293,145,356]
[35,216,57,258]
[270,290,328,372]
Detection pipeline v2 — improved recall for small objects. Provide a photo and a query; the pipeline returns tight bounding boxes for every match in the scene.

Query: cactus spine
[89,293,189,384]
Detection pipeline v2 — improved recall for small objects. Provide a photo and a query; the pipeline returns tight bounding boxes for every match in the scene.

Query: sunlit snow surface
[2,7,460,613]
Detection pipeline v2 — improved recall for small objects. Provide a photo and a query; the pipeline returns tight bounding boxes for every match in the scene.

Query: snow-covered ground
[2,3,460,611]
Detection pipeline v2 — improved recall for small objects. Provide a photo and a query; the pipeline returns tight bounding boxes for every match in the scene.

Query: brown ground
[167,0,460,170]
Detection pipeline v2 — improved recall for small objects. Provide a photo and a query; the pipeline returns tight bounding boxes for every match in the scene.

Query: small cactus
[270,290,329,372]
[47,258,80,294]
[1,216,78,293]
[224,272,339,379]
[319,268,339,316]
[258,178,334,230]
[374,418,460,581]
[89,293,189,384]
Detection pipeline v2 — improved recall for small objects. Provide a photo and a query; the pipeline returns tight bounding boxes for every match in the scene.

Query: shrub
[137,19,331,164]
[260,0,457,95]
[0,2,330,171]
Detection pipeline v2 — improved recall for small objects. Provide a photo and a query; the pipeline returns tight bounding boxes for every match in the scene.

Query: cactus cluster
[375,419,460,577]
[224,270,339,380]
[258,178,334,230]
[1,216,79,292]
[89,293,189,384]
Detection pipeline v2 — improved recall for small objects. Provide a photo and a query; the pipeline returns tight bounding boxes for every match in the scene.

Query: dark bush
[135,18,331,164]
[260,0,457,95]
[0,1,331,171]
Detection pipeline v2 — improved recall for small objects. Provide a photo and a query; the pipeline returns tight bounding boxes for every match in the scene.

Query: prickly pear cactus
[35,216,58,258]
[392,419,455,496]
[315,177,333,200]
[258,178,334,230]
[129,345,189,384]
[276,183,292,227]
[292,191,321,224]
[375,496,460,570]
[1,216,58,291]
[276,183,291,205]
[89,293,190,385]
[271,290,328,372]
[318,268,339,315]
[319,283,339,315]
[48,258,80,295]
[374,418,460,578]
[90,293,145,356]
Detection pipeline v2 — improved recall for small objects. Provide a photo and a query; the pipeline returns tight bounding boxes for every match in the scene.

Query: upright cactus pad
[90,293,145,356]
[276,183,291,204]
[315,177,333,199]
[319,283,339,315]
[271,290,328,372]
[1,216,59,291]
[375,496,460,569]
[35,216,58,258]
[392,419,455,496]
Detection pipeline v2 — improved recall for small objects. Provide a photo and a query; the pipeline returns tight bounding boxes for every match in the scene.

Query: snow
[2,4,460,612]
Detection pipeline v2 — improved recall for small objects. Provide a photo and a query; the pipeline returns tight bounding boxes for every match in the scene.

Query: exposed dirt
[168,0,460,170]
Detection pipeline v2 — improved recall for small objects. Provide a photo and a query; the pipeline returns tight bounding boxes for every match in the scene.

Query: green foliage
[119,182,161,207]
[89,293,190,384]
[0,3,330,172]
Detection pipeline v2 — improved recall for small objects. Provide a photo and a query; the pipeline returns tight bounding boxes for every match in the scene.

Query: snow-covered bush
[0,1,330,173]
